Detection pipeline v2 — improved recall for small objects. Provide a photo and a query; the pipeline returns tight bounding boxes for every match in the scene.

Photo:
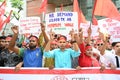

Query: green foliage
[9,0,24,20]
[0,0,24,20]
[0,0,4,2]
[10,0,23,11]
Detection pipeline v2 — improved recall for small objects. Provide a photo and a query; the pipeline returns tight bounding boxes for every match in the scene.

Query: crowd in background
[0,23,120,71]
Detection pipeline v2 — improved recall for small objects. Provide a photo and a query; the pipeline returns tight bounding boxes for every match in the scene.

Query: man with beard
[8,26,43,67]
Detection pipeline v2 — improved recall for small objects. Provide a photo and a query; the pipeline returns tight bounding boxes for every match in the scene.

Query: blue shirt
[44,48,80,68]
[19,47,43,67]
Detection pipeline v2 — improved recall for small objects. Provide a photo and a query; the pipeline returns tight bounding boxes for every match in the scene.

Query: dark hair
[0,36,6,40]
[57,35,67,41]
[112,42,120,47]
[85,44,91,47]
[7,35,13,38]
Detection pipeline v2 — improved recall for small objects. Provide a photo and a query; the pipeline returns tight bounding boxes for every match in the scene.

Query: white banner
[0,67,120,80]
[19,17,41,37]
[98,18,120,43]
[80,22,99,38]
[45,12,78,36]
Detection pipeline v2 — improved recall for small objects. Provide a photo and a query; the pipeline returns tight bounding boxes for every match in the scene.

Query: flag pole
[3,23,7,32]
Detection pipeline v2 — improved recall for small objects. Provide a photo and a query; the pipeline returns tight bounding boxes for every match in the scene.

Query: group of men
[0,23,120,71]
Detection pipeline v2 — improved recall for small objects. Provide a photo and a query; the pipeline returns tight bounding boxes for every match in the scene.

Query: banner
[98,18,120,43]
[19,17,41,37]
[45,12,78,36]
[0,67,120,80]
[80,22,99,38]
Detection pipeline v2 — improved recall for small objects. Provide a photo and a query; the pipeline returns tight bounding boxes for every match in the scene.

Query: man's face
[29,37,38,49]
[5,37,12,48]
[113,43,120,52]
[0,39,6,49]
[58,39,67,49]
[85,47,93,57]
[96,41,104,51]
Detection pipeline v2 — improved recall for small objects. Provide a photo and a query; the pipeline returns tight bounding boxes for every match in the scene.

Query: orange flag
[38,0,47,14]
[73,0,87,28]
[93,0,120,20]
[0,0,6,31]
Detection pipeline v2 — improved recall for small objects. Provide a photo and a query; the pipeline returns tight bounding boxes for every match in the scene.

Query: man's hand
[41,23,45,31]
[11,26,19,34]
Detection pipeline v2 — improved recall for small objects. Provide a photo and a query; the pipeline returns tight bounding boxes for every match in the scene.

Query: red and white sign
[0,67,120,80]
[19,17,41,37]
[80,22,99,38]
[98,18,120,42]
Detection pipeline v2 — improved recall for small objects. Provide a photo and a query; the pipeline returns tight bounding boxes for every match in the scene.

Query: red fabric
[93,0,120,20]
[73,0,87,28]
[78,42,100,67]
[0,0,6,31]
[85,45,92,50]
[5,10,12,23]
[38,0,47,14]
[92,16,98,25]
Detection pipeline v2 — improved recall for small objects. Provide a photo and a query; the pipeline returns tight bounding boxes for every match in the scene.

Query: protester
[44,34,80,68]
[0,36,6,66]
[102,41,120,69]
[74,27,105,71]
[43,29,58,68]
[8,25,43,67]
[0,35,22,67]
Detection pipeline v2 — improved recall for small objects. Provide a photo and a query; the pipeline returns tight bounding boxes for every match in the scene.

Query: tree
[10,0,24,20]
[0,0,24,20]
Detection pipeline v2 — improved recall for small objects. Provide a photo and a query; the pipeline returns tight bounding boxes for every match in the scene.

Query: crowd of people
[0,23,120,71]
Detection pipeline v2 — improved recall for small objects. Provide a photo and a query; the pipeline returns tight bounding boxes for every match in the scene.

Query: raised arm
[8,26,20,54]
[75,28,84,45]
[85,26,92,44]
[44,29,55,52]
[69,29,79,52]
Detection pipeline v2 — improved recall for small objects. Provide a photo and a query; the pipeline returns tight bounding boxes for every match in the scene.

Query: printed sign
[0,67,120,80]
[19,17,41,37]
[98,18,120,43]
[45,12,78,36]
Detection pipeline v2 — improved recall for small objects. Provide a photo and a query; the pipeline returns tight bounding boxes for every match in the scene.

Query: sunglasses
[97,43,103,46]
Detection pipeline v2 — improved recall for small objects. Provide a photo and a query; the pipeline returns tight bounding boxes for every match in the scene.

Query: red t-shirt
[78,42,100,67]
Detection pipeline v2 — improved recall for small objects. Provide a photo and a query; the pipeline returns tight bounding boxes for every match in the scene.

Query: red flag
[0,0,6,16]
[5,10,13,23]
[92,0,98,25]
[93,0,120,20]
[38,0,47,13]
[92,16,98,25]
[73,0,87,28]
[0,0,6,31]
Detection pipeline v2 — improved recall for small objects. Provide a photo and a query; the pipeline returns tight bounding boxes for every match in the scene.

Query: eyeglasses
[97,43,103,46]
